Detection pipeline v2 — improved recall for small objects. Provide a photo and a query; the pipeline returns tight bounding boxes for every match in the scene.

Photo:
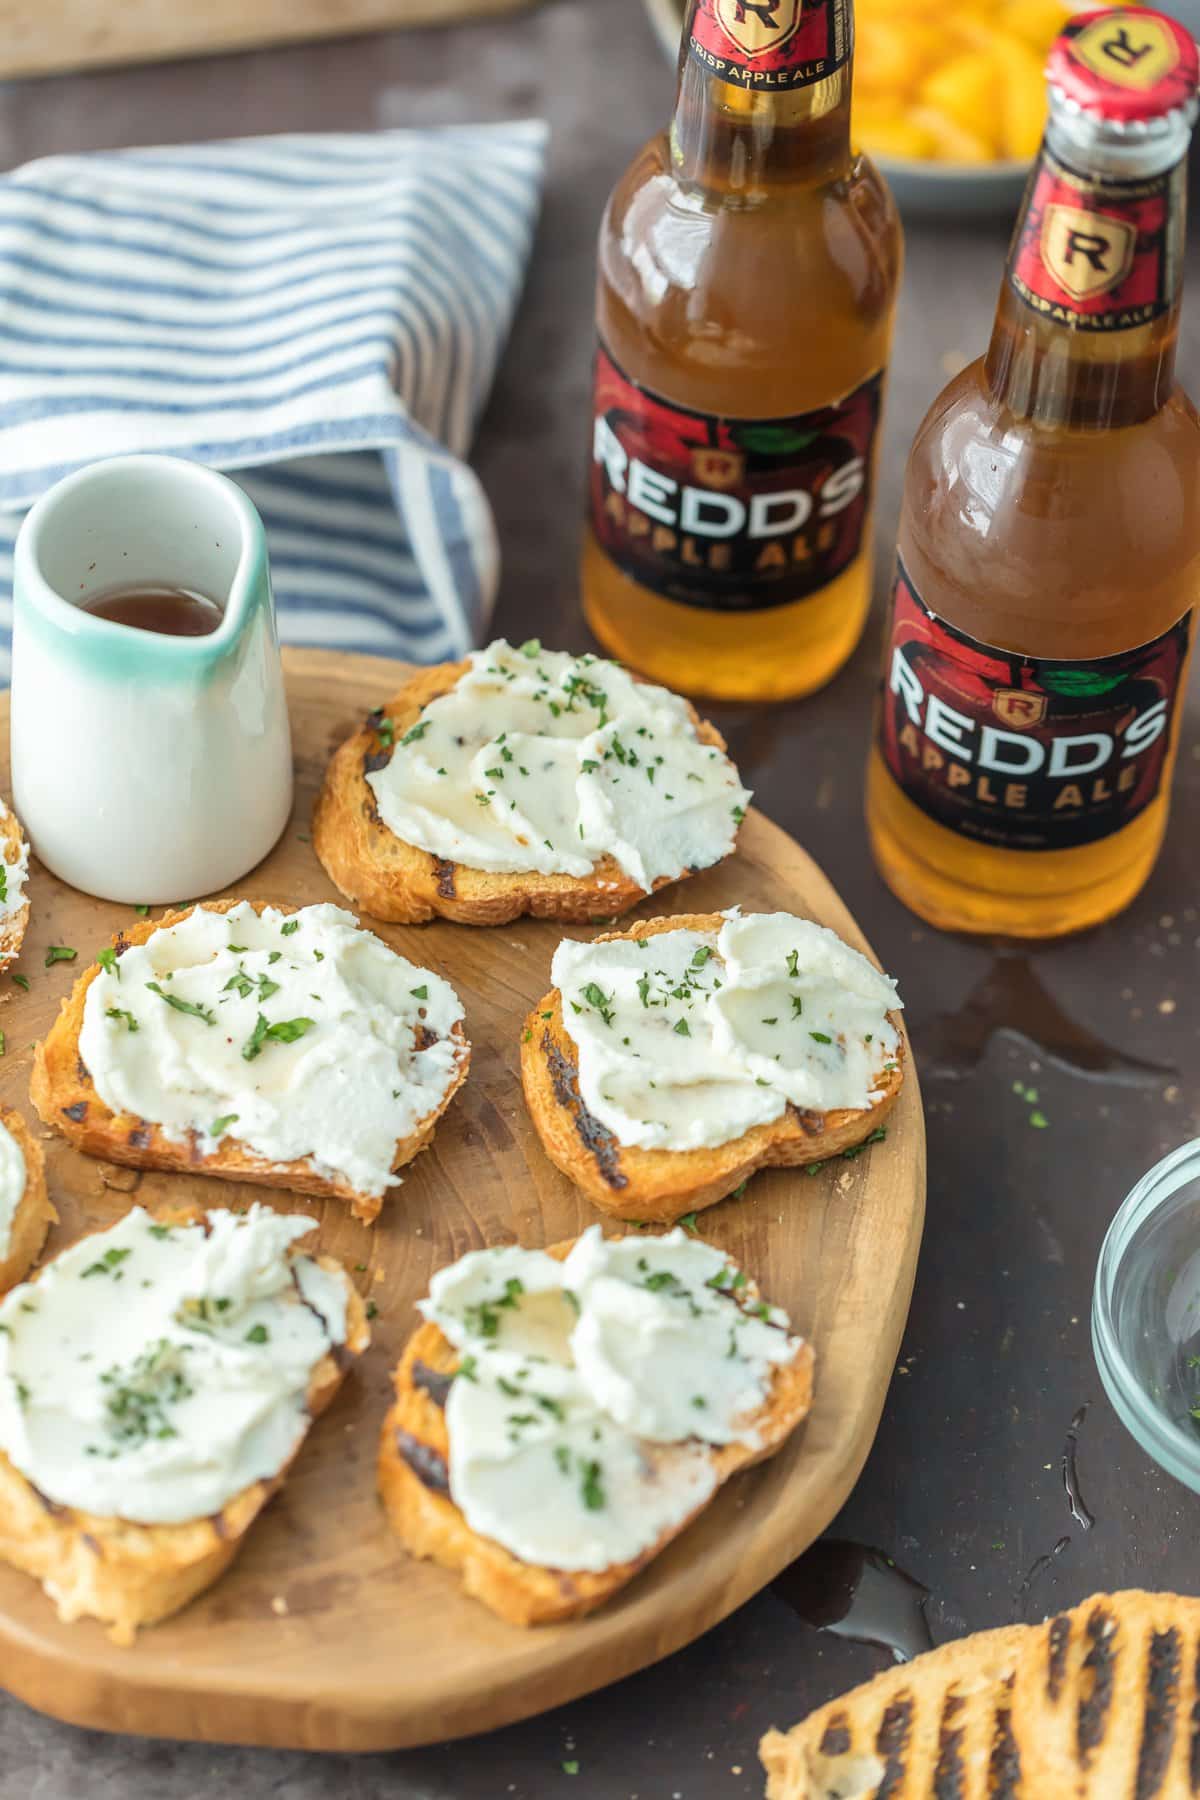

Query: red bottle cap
[1048,8,1199,125]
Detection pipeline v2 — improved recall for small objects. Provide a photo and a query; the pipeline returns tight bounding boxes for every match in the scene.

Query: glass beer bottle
[582,0,902,703]
[868,8,1200,939]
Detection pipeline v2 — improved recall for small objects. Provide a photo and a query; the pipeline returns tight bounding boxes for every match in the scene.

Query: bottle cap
[1048,8,1199,126]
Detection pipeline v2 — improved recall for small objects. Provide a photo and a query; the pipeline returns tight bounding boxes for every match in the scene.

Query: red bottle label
[878,562,1192,852]
[687,0,852,91]
[589,344,881,613]
[1006,147,1181,332]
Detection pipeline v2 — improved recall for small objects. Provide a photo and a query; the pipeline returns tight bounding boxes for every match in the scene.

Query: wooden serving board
[0,0,536,80]
[0,648,925,1751]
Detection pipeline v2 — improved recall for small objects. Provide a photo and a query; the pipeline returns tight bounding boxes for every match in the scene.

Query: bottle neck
[983,112,1189,430]
[671,0,854,195]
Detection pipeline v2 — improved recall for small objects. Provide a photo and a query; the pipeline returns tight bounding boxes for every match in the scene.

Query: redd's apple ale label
[879,562,1192,852]
[687,0,852,90]
[589,346,881,613]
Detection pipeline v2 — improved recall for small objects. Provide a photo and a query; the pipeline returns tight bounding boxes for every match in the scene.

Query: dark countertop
[2,1,1198,1793]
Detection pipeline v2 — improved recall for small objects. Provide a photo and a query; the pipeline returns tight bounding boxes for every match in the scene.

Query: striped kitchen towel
[0,122,547,679]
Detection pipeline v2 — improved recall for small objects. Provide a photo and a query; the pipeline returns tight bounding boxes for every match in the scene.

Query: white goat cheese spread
[365,638,750,890]
[0,1119,26,1260]
[0,1206,352,1524]
[418,1227,799,1572]
[0,800,29,928]
[550,912,901,1153]
[77,901,466,1200]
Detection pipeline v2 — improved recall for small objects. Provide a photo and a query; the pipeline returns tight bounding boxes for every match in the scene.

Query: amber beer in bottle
[868,9,1200,938]
[582,0,902,702]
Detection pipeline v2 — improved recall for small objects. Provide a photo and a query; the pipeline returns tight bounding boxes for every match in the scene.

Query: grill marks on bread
[760,1594,1200,1800]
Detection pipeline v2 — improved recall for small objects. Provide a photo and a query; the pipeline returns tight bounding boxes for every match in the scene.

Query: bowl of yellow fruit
[852,0,1119,214]
[643,0,1175,217]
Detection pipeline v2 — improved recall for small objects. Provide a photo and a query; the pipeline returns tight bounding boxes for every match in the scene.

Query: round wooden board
[0,648,925,1752]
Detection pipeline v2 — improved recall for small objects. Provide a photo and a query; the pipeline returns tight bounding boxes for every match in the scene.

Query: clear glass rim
[1092,1137,1200,1488]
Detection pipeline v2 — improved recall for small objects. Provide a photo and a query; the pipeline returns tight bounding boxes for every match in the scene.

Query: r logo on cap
[1071,13,1181,91]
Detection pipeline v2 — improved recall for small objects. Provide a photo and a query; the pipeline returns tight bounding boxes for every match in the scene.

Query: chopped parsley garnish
[580,1459,605,1511]
[581,982,614,1027]
[691,946,714,969]
[210,1114,239,1139]
[791,996,804,1018]
[11,974,28,992]
[786,949,799,979]
[135,904,150,917]
[97,1339,192,1448]
[761,1017,778,1027]
[366,1300,379,1320]
[457,1355,478,1383]
[244,1324,270,1345]
[678,1212,699,1236]
[410,985,428,1001]
[81,1246,133,1279]
[146,982,216,1024]
[810,1030,833,1045]
[223,969,255,999]
[97,947,120,979]
[673,1018,690,1037]
[520,637,541,658]
[44,944,77,967]
[376,717,396,748]
[280,919,300,936]
[242,1013,315,1060]
[691,1395,707,1410]
[106,1007,139,1032]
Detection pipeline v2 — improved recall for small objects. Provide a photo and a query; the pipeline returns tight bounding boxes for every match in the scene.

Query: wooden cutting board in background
[0,0,537,80]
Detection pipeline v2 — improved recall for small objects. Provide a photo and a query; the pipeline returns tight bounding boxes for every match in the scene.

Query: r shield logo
[1040,204,1137,303]
[690,446,744,489]
[713,0,804,59]
[992,688,1047,730]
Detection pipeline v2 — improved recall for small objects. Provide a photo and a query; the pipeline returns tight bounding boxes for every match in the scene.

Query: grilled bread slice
[761,1590,1200,1799]
[378,1237,815,1626]
[0,1106,55,1296]
[30,900,470,1224]
[760,1624,1030,1800]
[0,800,30,975]
[1009,1589,1200,1798]
[0,1217,369,1645]
[312,660,739,926]
[520,913,904,1224]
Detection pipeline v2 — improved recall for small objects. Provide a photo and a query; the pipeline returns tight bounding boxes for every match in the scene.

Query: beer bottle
[868,8,1200,939]
[582,0,902,702]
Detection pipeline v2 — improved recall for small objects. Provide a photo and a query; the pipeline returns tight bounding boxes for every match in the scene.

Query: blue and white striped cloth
[0,122,548,678]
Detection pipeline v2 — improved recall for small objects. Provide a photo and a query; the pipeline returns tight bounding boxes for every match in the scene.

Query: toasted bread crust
[0,1250,369,1645]
[29,899,470,1224]
[520,913,904,1224]
[0,1106,55,1296]
[311,661,739,926]
[378,1236,815,1626]
[760,1623,1030,1800]
[0,803,30,977]
[761,1591,1200,1799]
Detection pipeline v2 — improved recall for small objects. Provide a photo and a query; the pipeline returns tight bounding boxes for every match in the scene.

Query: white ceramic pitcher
[10,455,293,903]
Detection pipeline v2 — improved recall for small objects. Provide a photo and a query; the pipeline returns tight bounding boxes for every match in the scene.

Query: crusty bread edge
[29,899,470,1224]
[520,912,904,1224]
[0,1106,55,1296]
[311,660,742,926]
[378,1236,815,1626]
[0,804,31,979]
[0,1243,369,1645]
